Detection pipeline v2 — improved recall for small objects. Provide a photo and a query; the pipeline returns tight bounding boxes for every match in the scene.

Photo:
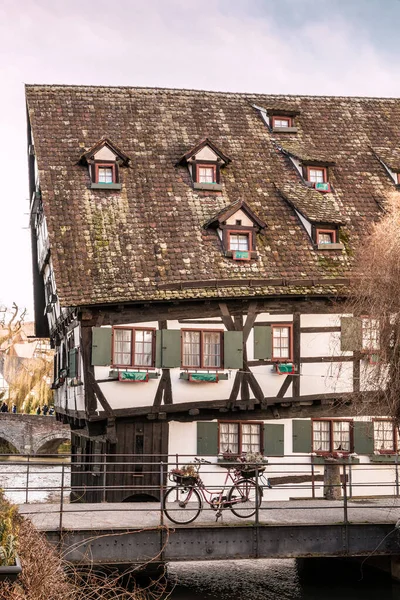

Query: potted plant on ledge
[0,495,21,581]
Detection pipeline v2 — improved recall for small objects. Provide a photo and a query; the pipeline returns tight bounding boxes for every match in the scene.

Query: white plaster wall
[93,146,116,161]
[226,209,254,227]
[168,418,400,502]
[295,210,312,237]
[194,146,219,161]
[300,361,353,395]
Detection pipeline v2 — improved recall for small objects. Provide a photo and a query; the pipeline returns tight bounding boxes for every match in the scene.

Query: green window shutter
[341,317,362,352]
[155,330,181,368]
[224,331,243,369]
[292,419,312,453]
[264,423,284,456]
[91,327,112,366]
[353,421,374,455]
[197,422,218,456]
[69,348,78,378]
[254,325,272,359]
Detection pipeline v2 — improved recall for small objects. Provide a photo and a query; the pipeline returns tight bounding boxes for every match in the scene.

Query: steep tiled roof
[26,86,397,307]
[371,146,400,173]
[277,183,345,225]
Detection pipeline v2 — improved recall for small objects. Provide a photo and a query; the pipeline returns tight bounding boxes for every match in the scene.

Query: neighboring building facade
[26,86,397,501]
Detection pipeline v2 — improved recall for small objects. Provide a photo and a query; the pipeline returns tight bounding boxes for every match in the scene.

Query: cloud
[0,0,400,314]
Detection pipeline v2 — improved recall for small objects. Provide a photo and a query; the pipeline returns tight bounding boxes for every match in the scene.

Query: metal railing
[1,453,400,534]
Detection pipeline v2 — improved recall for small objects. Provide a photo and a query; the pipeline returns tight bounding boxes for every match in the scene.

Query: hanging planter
[274,363,295,375]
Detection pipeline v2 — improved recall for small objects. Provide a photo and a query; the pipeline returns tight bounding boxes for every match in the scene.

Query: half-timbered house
[26,86,399,501]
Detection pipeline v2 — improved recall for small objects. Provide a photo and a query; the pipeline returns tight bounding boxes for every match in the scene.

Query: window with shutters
[312,419,353,454]
[272,324,292,360]
[182,329,223,369]
[219,421,262,456]
[112,327,155,368]
[373,419,397,453]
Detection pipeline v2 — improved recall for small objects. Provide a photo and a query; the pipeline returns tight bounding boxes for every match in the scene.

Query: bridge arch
[0,435,21,454]
[33,433,71,455]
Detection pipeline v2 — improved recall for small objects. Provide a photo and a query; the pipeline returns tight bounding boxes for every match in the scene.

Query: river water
[0,462,399,599]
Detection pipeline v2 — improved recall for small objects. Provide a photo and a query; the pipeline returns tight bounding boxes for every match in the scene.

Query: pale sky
[1,0,400,317]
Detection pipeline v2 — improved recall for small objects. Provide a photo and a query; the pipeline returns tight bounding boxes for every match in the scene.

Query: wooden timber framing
[153,320,173,407]
[80,296,346,328]
[292,313,301,397]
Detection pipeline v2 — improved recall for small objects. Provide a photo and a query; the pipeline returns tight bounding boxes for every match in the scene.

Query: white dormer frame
[376,156,399,185]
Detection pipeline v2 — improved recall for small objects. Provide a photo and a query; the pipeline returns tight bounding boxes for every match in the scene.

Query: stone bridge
[0,414,70,454]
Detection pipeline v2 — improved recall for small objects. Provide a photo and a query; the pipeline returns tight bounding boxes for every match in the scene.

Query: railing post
[342,463,348,524]
[311,460,315,499]
[395,454,399,497]
[102,453,107,503]
[160,460,164,527]
[59,463,65,533]
[25,455,30,504]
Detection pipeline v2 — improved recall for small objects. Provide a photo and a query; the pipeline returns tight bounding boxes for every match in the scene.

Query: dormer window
[96,164,116,184]
[229,232,251,252]
[316,229,336,244]
[305,166,331,192]
[204,200,266,262]
[197,164,216,184]
[307,167,326,184]
[79,138,130,191]
[272,116,292,128]
[176,138,231,192]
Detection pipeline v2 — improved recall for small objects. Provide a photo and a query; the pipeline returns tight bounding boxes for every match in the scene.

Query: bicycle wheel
[163,485,202,525]
[228,479,262,518]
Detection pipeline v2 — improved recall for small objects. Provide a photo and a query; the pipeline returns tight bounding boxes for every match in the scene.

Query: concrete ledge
[272,127,298,133]
[193,182,222,192]
[90,183,122,190]
[317,243,345,251]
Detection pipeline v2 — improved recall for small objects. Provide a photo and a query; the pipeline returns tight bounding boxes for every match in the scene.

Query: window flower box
[274,363,295,375]
[179,371,229,382]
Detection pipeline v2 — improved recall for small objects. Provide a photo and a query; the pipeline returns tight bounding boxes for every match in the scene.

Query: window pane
[114,329,132,365]
[220,422,239,454]
[203,331,221,368]
[313,421,330,452]
[242,423,261,453]
[134,329,153,366]
[274,119,289,127]
[98,167,113,183]
[318,232,334,244]
[198,167,215,183]
[230,234,249,251]
[333,421,350,451]
[309,169,324,183]
[374,420,395,451]
[183,331,201,367]
[272,326,290,358]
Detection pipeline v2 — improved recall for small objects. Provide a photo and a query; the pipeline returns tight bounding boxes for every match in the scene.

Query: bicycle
[163,457,263,525]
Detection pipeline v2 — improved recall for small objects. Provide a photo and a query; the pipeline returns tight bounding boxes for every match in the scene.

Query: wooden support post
[80,326,97,415]
[293,313,301,398]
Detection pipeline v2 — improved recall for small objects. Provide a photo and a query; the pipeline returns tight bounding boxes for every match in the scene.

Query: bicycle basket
[238,466,266,479]
[170,468,198,486]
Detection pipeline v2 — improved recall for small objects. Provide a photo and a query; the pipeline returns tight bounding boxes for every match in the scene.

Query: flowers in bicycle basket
[237,452,266,478]
[170,464,199,486]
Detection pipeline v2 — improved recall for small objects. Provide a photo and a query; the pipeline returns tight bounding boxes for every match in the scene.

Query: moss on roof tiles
[25,85,394,307]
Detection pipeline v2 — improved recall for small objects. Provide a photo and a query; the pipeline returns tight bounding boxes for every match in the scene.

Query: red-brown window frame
[218,420,264,457]
[95,162,117,184]
[196,163,217,184]
[271,324,293,361]
[306,166,328,184]
[112,326,156,369]
[397,173,400,185]
[271,116,292,128]
[373,418,398,454]
[181,329,224,369]
[227,230,252,252]
[312,418,354,455]
[316,229,337,244]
